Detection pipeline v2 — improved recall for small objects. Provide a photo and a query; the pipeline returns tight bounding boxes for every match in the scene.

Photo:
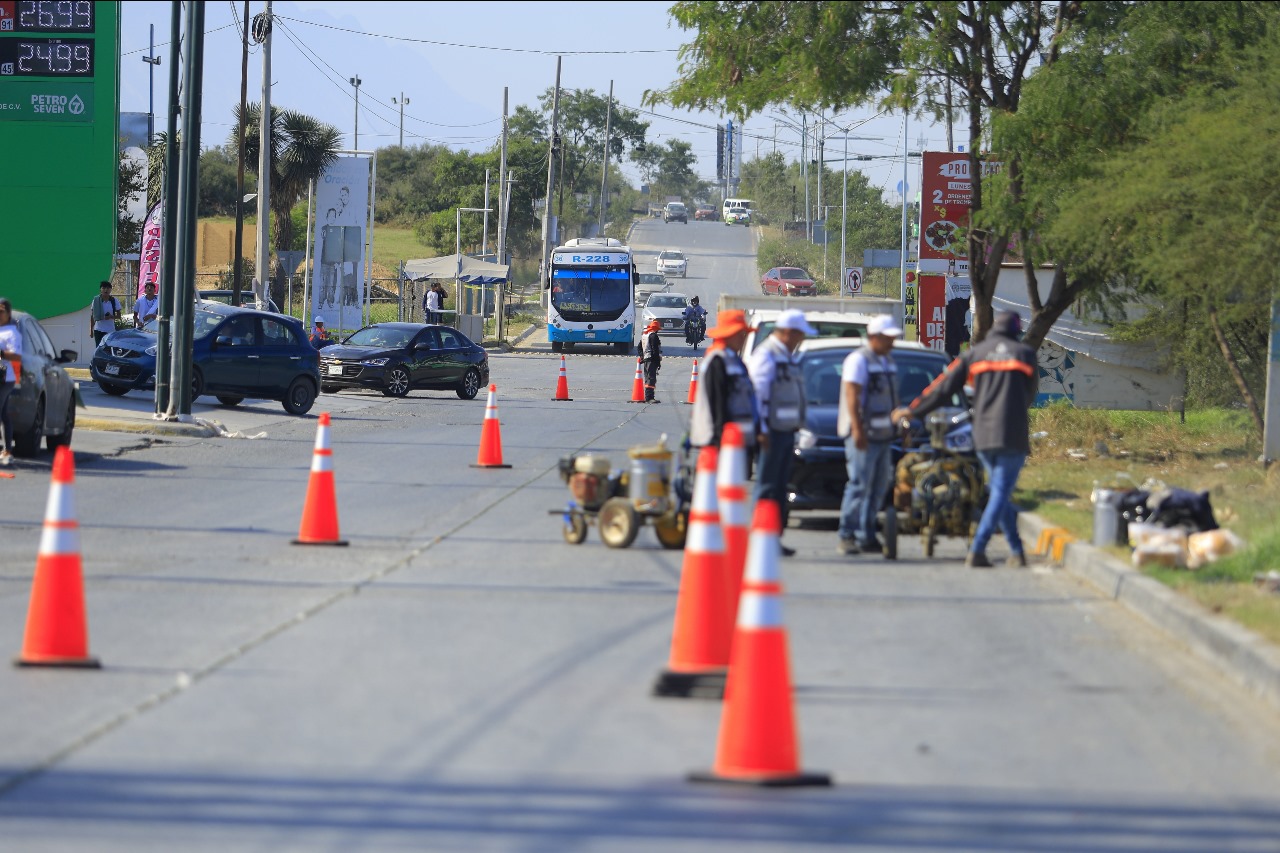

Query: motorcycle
[684,314,706,349]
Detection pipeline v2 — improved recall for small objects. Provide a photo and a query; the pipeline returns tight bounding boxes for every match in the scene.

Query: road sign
[844,266,863,296]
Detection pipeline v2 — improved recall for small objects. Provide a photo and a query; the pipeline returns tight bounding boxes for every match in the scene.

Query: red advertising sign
[917,274,947,353]
[919,152,974,275]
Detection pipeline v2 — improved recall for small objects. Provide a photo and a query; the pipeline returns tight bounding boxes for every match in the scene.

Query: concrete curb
[1019,512,1280,713]
[77,416,219,438]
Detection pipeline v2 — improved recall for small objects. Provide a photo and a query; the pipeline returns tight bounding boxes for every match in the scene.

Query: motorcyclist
[682,296,708,345]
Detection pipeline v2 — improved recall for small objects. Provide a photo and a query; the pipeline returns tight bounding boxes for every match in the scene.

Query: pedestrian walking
[745,308,814,556]
[0,298,22,467]
[688,309,759,451]
[640,318,663,402]
[90,281,120,346]
[893,310,1038,568]
[837,315,903,555]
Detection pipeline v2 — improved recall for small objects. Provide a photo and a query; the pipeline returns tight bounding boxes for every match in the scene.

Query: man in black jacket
[640,319,663,402]
[893,311,1038,568]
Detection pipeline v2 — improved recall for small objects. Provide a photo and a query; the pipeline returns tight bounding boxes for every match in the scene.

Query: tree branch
[1209,307,1264,433]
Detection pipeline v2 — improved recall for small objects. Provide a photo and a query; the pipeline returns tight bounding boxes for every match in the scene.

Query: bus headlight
[795,428,818,450]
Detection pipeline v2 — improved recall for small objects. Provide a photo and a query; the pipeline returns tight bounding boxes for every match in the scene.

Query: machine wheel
[653,510,687,549]
[562,511,588,545]
[598,497,640,549]
[383,366,411,397]
[882,508,898,561]
[923,525,937,558]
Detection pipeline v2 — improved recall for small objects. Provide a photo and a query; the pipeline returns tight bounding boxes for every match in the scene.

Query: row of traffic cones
[653,422,831,787]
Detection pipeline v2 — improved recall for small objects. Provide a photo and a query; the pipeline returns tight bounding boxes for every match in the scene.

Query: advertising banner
[917,274,947,353]
[919,152,973,277]
[136,201,162,298]
[311,156,371,328]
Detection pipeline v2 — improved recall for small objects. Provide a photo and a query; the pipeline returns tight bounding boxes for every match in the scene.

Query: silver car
[655,249,687,278]
[6,311,77,456]
[642,292,691,336]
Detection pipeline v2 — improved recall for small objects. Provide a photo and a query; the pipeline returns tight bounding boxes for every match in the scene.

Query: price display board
[0,1,119,320]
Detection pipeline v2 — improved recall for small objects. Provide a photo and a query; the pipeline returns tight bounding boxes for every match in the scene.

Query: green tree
[197,145,239,217]
[116,142,146,253]
[630,138,705,204]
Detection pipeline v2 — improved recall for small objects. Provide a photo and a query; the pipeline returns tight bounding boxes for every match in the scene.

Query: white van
[722,198,754,220]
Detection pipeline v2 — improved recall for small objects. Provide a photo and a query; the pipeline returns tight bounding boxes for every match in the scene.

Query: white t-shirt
[837,348,896,438]
[0,324,23,384]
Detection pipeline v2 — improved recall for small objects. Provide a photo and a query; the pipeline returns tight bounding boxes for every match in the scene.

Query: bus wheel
[613,341,630,354]
[598,497,639,549]
[565,342,575,352]
[551,341,563,353]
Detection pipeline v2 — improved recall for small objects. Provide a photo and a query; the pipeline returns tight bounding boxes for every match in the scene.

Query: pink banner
[137,202,163,299]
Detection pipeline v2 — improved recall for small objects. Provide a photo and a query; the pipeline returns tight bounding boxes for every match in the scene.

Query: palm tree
[230,103,343,270]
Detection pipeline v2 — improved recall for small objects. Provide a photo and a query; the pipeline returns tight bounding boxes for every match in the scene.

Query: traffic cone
[627,357,646,403]
[15,446,100,668]
[552,355,573,401]
[471,384,512,469]
[683,358,699,405]
[689,499,831,787]
[652,445,732,699]
[717,422,751,626]
[293,412,348,546]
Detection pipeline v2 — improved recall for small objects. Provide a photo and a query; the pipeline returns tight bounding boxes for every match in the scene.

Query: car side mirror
[215,335,232,347]
[57,349,77,364]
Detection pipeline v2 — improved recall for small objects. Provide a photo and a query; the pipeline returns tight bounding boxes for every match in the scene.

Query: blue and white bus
[547,238,636,354]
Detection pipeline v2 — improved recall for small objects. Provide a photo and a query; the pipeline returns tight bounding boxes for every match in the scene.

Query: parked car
[5,311,77,456]
[641,292,691,336]
[761,267,818,296]
[725,206,751,226]
[197,289,282,313]
[741,309,874,356]
[788,339,970,512]
[694,204,718,221]
[663,202,688,224]
[635,271,670,306]
[655,249,688,278]
[90,302,320,415]
[318,322,489,399]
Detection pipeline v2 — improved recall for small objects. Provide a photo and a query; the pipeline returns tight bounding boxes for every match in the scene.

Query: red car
[694,204,718,221]
[761,267,818,296]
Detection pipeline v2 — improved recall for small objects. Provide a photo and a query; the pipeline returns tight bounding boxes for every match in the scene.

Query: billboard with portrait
[311,156,371,329]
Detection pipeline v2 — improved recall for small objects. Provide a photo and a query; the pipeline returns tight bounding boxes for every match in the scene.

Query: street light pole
[350,75,362,149]
[392,92,409,147]
[142,24,161,143]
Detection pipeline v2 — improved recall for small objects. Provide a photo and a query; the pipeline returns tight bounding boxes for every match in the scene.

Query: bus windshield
[551,269,632,321]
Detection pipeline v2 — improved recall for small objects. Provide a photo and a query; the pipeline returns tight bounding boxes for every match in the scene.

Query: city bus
[547,238,636,354]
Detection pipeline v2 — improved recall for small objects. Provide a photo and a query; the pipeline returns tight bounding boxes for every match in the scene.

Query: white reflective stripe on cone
[43,482,75,524]
[311,452,333,473]
[686,513,725,554]
[40,523,80,556]
[313,425,330,451]
[737,590,783,628]
[743,535,782,584]
[718,492,750,528]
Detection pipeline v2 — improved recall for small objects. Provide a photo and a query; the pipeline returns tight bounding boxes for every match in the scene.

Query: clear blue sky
[119,1,940,203]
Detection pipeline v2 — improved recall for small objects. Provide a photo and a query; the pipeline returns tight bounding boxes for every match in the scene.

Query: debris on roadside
[1066,448,1089,461]
[1254,571,1280,593]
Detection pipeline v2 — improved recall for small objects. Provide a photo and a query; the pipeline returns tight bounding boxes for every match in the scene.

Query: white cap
[867,315,903,338]
[775,308,817,336]
[314,316,325,325]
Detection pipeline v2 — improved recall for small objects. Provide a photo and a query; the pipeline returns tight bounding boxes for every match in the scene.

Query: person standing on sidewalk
[423,284,440,324]
[0,298,23,466]
[893,310,1037,568]
[746,308,814,556]
[640,319,663,402]
[837,315,903,555]
[134,282,159,329]
[688,309,759,451]
[90,281,120,346]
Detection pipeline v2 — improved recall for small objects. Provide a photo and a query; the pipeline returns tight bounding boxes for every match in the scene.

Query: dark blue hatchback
[90,303,321,415]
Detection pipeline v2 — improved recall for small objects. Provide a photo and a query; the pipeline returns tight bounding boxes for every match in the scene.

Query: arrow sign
[844,266,863,295]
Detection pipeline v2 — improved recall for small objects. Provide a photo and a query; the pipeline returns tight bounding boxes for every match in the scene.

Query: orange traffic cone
[293,412,348,546]
[552,355,573,401]
[627,357,646,403]
[717,422,751,626]
[471,384,512,469]
[653,445,732,699]
[689,499,830,787]
[683,358,699,405]
[15,446,100,668]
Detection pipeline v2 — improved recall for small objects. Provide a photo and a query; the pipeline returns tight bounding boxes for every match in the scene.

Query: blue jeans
[838,438,893,545]
[754,428,796,534]
[974,449,1027,556]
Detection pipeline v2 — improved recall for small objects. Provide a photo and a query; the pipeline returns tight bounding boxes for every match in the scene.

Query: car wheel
[191,368,204,401]
[98,381,129,397]
[47,396,75,451]
[382,366,411,398]
[321,384,340,394]
[283,377,317,415]
[761,284,769,295]
[456,368,481,400]
[216,395,244,407]
[14,396,44,457]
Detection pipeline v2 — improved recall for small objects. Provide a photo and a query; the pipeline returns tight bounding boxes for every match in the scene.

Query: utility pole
[155,2,182,417]
[350,75,362,148]
[540,57,562,306]
[802,112,811,241]
[142,24,161,143]
[255,1,272,310]
[232,0,249,303]
[393,92,409,147]
[1265,292,1280,464]
[598,79,613,234]
[496,86,509,340]
[899,110,910,308]
[815,110,824,246]
[170,0,205,418]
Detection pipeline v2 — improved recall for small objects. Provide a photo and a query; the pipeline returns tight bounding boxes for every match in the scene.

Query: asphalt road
[1,223,1279,850]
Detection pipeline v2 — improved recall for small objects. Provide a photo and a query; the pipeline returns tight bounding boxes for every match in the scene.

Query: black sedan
[6,311,78,456]
[318,323,489,399]
[90,303,321,415]
[788,340,970,512]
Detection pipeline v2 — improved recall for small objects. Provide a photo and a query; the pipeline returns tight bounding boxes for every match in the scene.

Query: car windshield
[779,268,809,280]
[194,308,229,340]
[659,251,684,260]
[345,326,415,348]
[730,208,747,214]
[638,273,665,285]
[647,295,687,310]
[801,349,962,407]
